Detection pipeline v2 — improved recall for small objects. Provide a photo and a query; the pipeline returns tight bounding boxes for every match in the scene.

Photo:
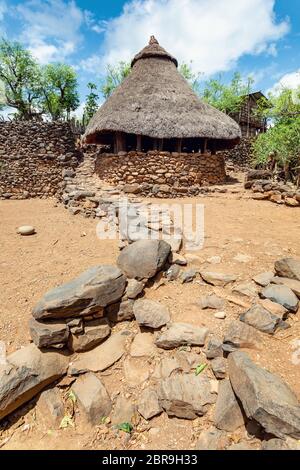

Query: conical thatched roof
[84,37,241,146]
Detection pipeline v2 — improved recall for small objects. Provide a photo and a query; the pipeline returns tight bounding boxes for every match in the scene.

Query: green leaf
[117,422,133,434]
[67,390,77,404]
[195,364,207,376]
[59,415,75,429]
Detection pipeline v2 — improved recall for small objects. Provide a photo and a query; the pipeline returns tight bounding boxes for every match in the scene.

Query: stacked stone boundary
[95,150,226,197]
[0,121,82,199]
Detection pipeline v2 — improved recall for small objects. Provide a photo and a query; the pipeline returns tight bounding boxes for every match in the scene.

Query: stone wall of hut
[95,150,226,197]
[0,121,82,199]
[223,137,254,168]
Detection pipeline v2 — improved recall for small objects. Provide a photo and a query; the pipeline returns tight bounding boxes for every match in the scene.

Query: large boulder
[158,374,217,419]
[155,323,209,349]
[133,299,170,329]
[117,240,171,280]
[32,265,126,320]
[0,344,68,421]
[275,258,300,281]
[228,351,300,439]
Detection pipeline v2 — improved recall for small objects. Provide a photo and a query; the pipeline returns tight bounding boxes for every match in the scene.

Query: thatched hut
[84,36,241,154]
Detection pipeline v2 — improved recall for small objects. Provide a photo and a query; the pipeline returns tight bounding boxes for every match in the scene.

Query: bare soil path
[0,195,299,450]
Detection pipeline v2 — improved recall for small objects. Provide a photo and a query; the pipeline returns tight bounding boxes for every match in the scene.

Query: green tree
[41,63,80,121]
[178,62,202,93]
[0,39,42,119]
[253,86,300,183]
[201,72,254,115]
[83,82,99,125]
[101,61,131,99]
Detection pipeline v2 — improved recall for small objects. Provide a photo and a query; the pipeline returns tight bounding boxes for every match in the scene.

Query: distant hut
[84,36,241,153]
[231,92,268,137]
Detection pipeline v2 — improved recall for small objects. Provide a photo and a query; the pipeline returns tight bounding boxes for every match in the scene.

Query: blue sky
[0,0,299,117]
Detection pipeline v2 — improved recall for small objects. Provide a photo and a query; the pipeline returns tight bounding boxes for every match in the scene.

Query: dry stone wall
[223,137,254,169]
[95,150,226,197]
[0,121,82,199]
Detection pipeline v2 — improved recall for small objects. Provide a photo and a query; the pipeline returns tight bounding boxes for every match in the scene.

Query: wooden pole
[211,141,216,155]
[136,135,142,152]
[116,132,126,153]
[158,139,164,151]
[153,138,158,150]
[176,138,182,153]
[203,138,207,154]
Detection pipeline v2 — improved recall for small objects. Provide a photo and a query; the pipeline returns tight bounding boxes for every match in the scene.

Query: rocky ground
[0,189,300,450]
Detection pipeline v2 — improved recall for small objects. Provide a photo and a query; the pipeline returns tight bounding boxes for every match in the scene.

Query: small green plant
[117,422,133,434]
[59,414,75,429]
[195,364,207,376]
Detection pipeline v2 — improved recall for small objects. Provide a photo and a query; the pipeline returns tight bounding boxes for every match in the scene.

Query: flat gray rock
[155,323,209,349]
[33,265,126,320]
[253,271,274,287]
[198,294,225,310]
[158,374,217,419]
[204,337,223,359]
[271,277,300,298]
[223,320,260,352]
[117,240,171,280]
[228,351,300,439]
[130,333,157,357]
[29,318,69,349]
[166,264,181,281]
[275,258,300,281]
[138,388,162,420]
[106,299,135,322]
[211,357,227,379]
[72,373,111,425]
[133,299,170,329]
[68,330,131,375]
[111,396,137,426]
[261,439,289,451]
[232,282,258,298]
[68,319,111,353]
[261,284,299,312]
[200,271,238,287]
[36,388,65,429]
[180,269,197,284]
[152,357,182,379]
[196,427,229,450]
[214,379,244,432]
[0,344,68,421]
[125,279,145,299]
[240,304,282,334]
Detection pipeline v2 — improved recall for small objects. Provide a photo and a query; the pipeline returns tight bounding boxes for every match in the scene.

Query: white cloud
[84,10,107,35]
[16,0,84,63]
[0,1,7,20]
[268,69,300,95]
[80,0,289,75]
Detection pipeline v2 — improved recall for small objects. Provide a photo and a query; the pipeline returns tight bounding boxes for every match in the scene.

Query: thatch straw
[84,37,241,145]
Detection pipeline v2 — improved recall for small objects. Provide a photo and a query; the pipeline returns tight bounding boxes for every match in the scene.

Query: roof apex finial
[149,35,159,45]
